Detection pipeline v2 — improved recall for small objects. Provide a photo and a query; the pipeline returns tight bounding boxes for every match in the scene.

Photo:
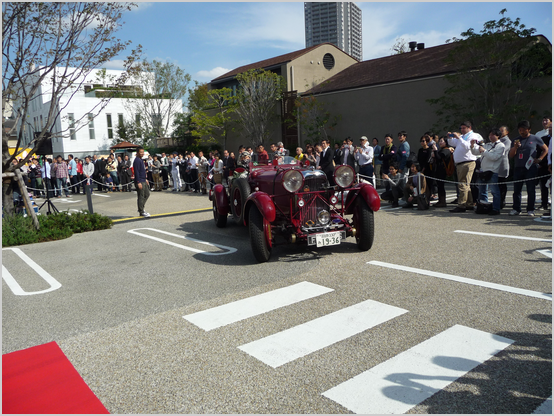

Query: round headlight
[334,165,355,188]
[318,210,330,225]
[283,169,304,193]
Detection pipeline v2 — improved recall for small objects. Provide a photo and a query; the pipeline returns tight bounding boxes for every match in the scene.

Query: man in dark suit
[319,139,335,185]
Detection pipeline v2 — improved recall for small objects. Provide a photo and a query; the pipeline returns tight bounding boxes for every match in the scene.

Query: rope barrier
[363,173,552,187]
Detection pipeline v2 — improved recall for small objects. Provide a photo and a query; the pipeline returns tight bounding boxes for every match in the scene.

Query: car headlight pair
[334,165,355,188]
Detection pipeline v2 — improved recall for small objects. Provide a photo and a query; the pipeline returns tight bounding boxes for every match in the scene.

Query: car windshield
[251,153,299,166]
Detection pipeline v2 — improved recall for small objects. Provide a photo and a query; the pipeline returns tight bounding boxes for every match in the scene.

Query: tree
[294,94,341,145]
[191,87,237,149]
[235,69,285,147]
[390,37,408,55]
[123,59,191,146]
[2,2,141,215]
[171,112,194,148]
[427,9,552,133]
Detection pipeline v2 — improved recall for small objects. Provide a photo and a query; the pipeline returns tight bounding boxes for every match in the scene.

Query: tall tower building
[304,2,362,61]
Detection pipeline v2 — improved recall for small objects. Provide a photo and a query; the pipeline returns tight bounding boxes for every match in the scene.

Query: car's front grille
[300,194,330,229]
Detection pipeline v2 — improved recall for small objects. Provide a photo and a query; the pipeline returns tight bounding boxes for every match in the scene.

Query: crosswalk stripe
[322,325,514,414]
[183,281,334,331]
[454,230,552,242]
[368,261,552,301]
[238,299,407,368]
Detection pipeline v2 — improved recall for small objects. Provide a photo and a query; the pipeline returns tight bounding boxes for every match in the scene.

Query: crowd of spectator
[9,117,552,220]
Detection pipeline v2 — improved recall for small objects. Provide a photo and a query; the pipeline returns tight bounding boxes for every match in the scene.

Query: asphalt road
[3,187,552,413]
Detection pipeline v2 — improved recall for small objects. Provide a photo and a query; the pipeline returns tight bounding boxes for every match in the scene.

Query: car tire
[353,197,374,251]
[249,205,271,263]
[213,199,227,228]
[230,178,251,225]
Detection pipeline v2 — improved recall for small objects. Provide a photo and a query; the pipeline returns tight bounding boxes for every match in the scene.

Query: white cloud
[130,2,154,12]
[102,59,126,70]
[195,67,231,80]
[201,3,305,51]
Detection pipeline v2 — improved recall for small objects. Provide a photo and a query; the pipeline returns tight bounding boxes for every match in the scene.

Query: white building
[304,2,363,61]
[16,67,182,158]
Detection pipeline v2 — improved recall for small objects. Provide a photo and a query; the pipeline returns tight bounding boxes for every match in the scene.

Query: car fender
[213,184,229,216]
[345,183,380,214]
[244,191,276,226]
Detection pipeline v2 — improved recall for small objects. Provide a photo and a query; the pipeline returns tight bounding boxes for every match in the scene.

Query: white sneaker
[140,212,151,217]
[527,211,535,217]
[509,209,520,216]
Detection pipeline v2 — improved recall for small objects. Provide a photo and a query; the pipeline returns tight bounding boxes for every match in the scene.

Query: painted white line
[536,249,552,259]
[2,248,62,296]
[128,228,237,255]
[92,193,110,197]
[322,324,514,414]
[454,230,552,242]
[56,198,79,203]
[533,396,552,414]
[368,261,552,301]
[184,281,334,331]
[238,299,408,368]
[380,207,402,211]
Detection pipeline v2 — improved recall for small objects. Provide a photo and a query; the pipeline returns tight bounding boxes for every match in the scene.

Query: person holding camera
[471,128,505,215]
[447,121,479,213]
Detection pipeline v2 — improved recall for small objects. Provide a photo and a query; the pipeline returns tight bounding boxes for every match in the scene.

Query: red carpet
[2,341,109,414]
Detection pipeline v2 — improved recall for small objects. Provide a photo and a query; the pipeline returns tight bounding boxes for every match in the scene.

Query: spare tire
[230,178,251,225]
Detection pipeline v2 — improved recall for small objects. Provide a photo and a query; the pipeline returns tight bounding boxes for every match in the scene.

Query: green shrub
[2,210,112,247]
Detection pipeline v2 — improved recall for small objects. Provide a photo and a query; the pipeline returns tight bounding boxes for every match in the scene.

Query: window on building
[68,113,76,140]
[88,113,95,140]
[135,113,141,126]
[106,114,113,139]
[118,113,124,127]
[323,53,335,70]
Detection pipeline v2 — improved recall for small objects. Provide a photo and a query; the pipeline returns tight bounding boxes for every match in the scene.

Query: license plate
[315,231,341,247]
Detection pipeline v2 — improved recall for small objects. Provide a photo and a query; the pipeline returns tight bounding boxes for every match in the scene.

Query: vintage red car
[209,155,380,262]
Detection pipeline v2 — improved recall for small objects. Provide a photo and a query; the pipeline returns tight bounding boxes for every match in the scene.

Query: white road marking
[2,248,62,296]
[184,281,334,331]
[128,228,237,255]
[238,299,408,368]
[454,230,551,242]
[368,261,552,301]
[533,396,552,414]
[536,249,552,259]
[380,207,402,211]
[56,198,79,203]
[92,193,110,197]
[322,324,514,414]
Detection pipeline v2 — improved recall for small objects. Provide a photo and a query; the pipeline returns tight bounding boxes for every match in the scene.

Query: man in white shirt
[170,152,180,192]
[188,151,199,193]
[355,136,374,185]
[447,121,479,213]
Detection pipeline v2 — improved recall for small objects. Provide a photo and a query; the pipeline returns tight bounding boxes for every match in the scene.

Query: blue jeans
[478,172,501,212]
[56,177,69,196]
[512,165,538,213]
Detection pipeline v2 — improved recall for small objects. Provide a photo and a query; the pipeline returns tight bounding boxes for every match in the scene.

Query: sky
[107,2,552,87]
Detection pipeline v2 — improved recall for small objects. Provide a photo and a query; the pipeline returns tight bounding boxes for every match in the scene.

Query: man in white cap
[355,136,374,185]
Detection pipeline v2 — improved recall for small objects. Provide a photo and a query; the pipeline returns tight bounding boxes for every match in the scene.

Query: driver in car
[233,151,251,179]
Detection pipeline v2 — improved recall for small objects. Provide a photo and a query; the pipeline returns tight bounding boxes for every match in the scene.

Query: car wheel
[249,205,272,262]
[230,178,251,225]
[353,197,374,251]
[213,199,227,228]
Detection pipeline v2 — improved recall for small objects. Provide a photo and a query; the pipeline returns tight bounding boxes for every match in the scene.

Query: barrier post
[85,184,94,214]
